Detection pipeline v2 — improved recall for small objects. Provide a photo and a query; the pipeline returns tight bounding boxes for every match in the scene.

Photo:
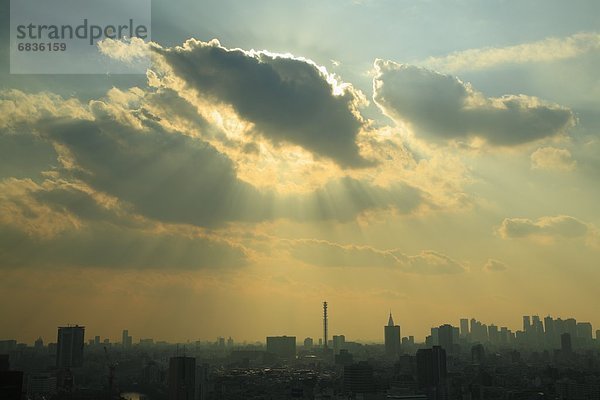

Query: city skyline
[1,0,600,348]
[4,310,599,346]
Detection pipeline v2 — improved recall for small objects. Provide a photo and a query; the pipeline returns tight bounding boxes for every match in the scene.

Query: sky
[1,0,600,345]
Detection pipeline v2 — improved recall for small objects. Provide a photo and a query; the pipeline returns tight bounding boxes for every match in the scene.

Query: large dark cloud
[373,60,575,146]
[152,39,370,167]
[40,114,270,227]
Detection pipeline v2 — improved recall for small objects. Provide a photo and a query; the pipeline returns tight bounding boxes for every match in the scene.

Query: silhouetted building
[34,337,44,350]
[196,363,209,400]
[417,346,447,400]
[122,330,132,349]
[576,322,593,345]
[344,361,375,394]
[168,356,196,400]
[266,336,296,358]
[385,312,401,358]
[303,337,313,349]
[56,325,85,368]
[333,335,345,355]
[460,318,469,338]
[438,325,454,355]
[523,316,531,332]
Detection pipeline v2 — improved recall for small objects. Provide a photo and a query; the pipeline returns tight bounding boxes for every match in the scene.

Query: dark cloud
[153,39,371,167]
[497,215,589,239]
[288,239,465,274]
[40,113,271,227]
[373,60,575,146]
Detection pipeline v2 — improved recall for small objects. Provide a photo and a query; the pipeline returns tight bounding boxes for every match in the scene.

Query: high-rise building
[343,361,376,394]
[488,325,499,344]
[416,346,447,400]
[122,330,132,349]
[168,356,196,400]
[266,336,296,359]
[333,335,345,355]
[576,322,593,345]
[384,313,401,358]
[56,326,85,368]
[523,316,531,332]
[303,337,313,349]
[438,325,454,354]
[34,337,44,350]
[544,316,556,346]
[226,337,234,348]
[460,319,469,338]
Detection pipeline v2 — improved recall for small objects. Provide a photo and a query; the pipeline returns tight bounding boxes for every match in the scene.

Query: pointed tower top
[388,312,394,327]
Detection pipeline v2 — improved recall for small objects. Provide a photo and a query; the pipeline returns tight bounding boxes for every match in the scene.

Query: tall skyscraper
[416,346,447,400]
[459,318,469,338]
[384,312,401,358]
[437,325,454,354]
[168,356,196,400]
[343,361,376,394]
[523,316,531,332]
[56,326,85,368]
[332,335,345,355]
[122,330,132,349]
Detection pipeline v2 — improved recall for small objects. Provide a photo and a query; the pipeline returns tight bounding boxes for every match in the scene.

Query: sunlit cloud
[423,32,600,73]
[530,146,577,172]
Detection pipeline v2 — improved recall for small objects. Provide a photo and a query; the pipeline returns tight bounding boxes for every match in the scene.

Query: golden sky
[1,0,600,344]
